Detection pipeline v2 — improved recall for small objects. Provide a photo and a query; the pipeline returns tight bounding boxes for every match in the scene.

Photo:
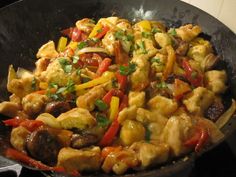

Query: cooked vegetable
[1,17,234,176]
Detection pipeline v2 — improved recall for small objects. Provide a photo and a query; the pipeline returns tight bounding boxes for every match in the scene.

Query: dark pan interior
[0,0,236,176]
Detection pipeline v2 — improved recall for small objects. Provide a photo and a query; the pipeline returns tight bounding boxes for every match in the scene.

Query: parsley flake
[119,62,137,76]
[77,41,87,49]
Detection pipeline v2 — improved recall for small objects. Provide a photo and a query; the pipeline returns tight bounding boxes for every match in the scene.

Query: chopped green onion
[96,114,110,127]
[58,58,72,73]
[151,27,161,33]
[168,28,177,36]
[31,77,37,91]
[77,41,88,49]
[140,41,148,54]
[156,82,167,89]
[119,62,136,76]
[95,99,108,111]
[145,126,151,141]
[72,56,79,64]
[142,31,152,38]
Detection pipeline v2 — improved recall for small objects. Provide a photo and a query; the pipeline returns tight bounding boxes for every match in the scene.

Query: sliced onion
[215,99,236,129]
[77,47,109,55]
[16,67,33,79]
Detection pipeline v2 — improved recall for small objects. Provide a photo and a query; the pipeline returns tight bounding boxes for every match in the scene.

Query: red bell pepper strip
[3,117,25,127]
[115,71,127,92]
[3,118,44,132]
[96,58,112,76]
[184,125,209,152]
[61,27,82,42]
[114,41,129,65]
[182,60,203,87]
[95,26,110,39]
[99,94,128,147]
[61,27,74,38]
[99,117,120,147]
[20,120,44,132]
[102,89,124,105]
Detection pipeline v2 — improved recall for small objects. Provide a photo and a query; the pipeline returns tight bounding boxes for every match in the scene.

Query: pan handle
[0,164,22,177]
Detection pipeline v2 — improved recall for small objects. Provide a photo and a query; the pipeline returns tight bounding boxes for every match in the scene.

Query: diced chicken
[102,148,139,175]
[10,126,30,152]
[40,58,80,86]
[0,101,21,117]
[128,91,145,107]
[130,142,170,169]
[36,41,58,59]
[57,146,101,172]
[34,58,50,76]
[204,70,227,94]
[9,94,21,105]
[155,32,172,48]
[57,108,96,130]
[133,38,158,58]
[102,31,116,56]
[118,105,137,124]
[76,85,106,111]
[75,18,95,34]
[22,93,48,116]
[147,95,178,116]
[130,55,150,91]
[120,120,145,146]
[176,24,202,42]
[183,87,215,115]
[7,65,35,98]
[136,108,168,140]
[161,113,193,156]
[151,53,167,73]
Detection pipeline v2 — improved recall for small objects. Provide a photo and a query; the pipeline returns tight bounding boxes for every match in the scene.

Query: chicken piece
[120,120,145,146]
[99,17,119,27]
[76,85,106,111]
[40,58,80,86]
[57,146,101,172]
[36,41,58,59]
[102,148,139,175]
[176,24,202,42]
[155,32,172,48]
[130,55,150,91]
[136,108,168,140]
[147,95,178,116]
[0,101,21,117]
[9,94,21,105]
[128,91,145,107]
[36,113,61,129]
[75,18,95,34]
[34,58,50,76]
[118,105,137,124]
[151,53,167,73]
[22,93,48,116]
[130,142,170,169]
[7,66,35,98]
[183,87,215,115]
[102,31,116,56]
[161,113,193,156]
[204,70,227,94]
[10,126,30,152]
[57,108,96,130]
[133,38,158,58]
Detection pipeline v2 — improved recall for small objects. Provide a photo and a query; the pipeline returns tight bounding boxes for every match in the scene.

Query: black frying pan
[0,0,236,176]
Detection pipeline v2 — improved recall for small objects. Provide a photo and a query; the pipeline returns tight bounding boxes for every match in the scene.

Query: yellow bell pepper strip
[57,36,68,52]
[173,79,191,101]
[163,45,176,80]
[136,20,151,31]
[67,41,78,50]
[99,94,128,147]
[75,71,115,90]
[109,96,120,121]
[89,22,103,38]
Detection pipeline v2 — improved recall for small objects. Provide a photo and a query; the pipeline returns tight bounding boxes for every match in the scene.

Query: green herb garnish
[58,58,72,73]
[168,28,177,36]
[140,41,148,54]
[77,41,88,49]
[145,126,151,141]
[95,99,108,111]
[142,31,152,38]
[151,27,161,34]
[150,57,164,66]
[31,77,37,91]
[115,30,134,41]
[72,56,79,64]
[119,62,137,76]
[191,71,198,79]
[156,82,168,89]
[96,114,111,128]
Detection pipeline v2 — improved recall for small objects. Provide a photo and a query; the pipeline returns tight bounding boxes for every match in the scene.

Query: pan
[0,0,236,176]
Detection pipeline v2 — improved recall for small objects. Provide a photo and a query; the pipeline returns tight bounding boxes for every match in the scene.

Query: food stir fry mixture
[1,17,236,175]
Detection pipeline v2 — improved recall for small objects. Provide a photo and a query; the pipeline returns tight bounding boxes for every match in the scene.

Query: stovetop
[0,1,236,177]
